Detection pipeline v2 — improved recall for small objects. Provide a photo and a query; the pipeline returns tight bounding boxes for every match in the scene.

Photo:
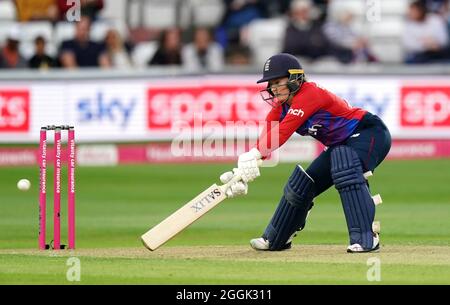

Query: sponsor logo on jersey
[308,124,323,136]
[287,108,305,117]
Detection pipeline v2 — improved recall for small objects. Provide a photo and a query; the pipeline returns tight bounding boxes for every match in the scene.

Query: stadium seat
[54,22,76,46]
[19,41,34,60]
[328,0,366,18]
[132,41,158,68]
[368,17,404,39]
[313,57,344,70]
[20,22,54,43]
[329,0,407,22]
[142,0,177,29]
[380,0,409,16]
[190,0,224,27]
[246,18,287,66]
[370,40,404,63]
[44,41,57,57]
[126,0,142,28]
[99,0,128,22]
[0,21,18,44]
[0,0,16,21]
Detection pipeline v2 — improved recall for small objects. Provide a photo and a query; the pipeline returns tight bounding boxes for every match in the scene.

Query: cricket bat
[141,161,262,251]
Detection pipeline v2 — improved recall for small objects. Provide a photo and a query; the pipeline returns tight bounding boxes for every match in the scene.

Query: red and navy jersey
[257,82,367,157]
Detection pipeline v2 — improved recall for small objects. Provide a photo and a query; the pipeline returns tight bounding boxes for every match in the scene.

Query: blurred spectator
[29,36,57,69]
[58,0,104,21]
[442,0,450,34]
[403,1,450,63]
[282,0,353,63]
[225,43,252,65]
[312,0,330,22]
[58,16,104,68]
[324,9,377,63]
[264,0,291,16]
[264,0,328,17]
[14,0,59,22]
[99,29,133,69]
[0,27,27,69]
[148,28,182,66]
[182,27,224,72]
[80,0,104,20]
[423,0,447,12]
[218,0,268,48]
[438,0,450,15]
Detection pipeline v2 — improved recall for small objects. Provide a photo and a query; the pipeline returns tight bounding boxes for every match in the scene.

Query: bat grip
[221,159,263,190]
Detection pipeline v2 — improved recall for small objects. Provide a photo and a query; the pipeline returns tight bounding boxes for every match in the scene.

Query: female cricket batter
[220,53,391,253]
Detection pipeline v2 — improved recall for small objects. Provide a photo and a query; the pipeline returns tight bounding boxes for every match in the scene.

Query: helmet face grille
[258,70,305,108]
[260,88,283,108]
[260,82,293,108]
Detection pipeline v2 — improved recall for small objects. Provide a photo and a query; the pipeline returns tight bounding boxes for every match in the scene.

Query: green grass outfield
[0,159,449,284]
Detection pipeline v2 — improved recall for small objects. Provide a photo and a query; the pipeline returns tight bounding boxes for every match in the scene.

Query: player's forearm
[257,117,303,157]
[256,130,291,158]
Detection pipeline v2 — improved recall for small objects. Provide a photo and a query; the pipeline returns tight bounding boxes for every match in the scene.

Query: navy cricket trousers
[306,112,392,197]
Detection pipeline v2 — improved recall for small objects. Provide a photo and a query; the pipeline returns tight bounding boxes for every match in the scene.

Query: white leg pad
[372,194,382,205]
[363,171,373,179]
[372,221,381,234]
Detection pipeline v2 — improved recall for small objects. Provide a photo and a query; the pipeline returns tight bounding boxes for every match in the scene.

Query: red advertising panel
[0,90,30,132]
[387,139,450,159]
[147,85,269,130]
[401,85,450,127]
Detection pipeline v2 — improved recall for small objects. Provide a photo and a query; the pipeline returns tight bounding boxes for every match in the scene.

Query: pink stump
[39,128,47,250]
[53,127,61,249]
[68,127,76,249]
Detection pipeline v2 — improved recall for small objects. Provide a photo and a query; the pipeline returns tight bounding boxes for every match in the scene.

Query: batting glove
[220,169,248,198]
[237,148,262,183]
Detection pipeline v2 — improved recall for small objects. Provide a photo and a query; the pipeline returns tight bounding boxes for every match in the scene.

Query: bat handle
[220,159,263,191]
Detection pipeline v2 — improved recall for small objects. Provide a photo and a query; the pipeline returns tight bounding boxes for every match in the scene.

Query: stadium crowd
[0,0,450,70]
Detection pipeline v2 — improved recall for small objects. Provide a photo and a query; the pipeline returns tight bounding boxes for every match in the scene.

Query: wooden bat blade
[141,183,227,251]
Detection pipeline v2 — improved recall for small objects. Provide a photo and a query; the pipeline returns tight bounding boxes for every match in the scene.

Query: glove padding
[220,169,248,198]
[237,148,262,183]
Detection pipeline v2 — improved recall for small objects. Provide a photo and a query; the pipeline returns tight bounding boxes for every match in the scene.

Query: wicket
[39,125,76,250]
